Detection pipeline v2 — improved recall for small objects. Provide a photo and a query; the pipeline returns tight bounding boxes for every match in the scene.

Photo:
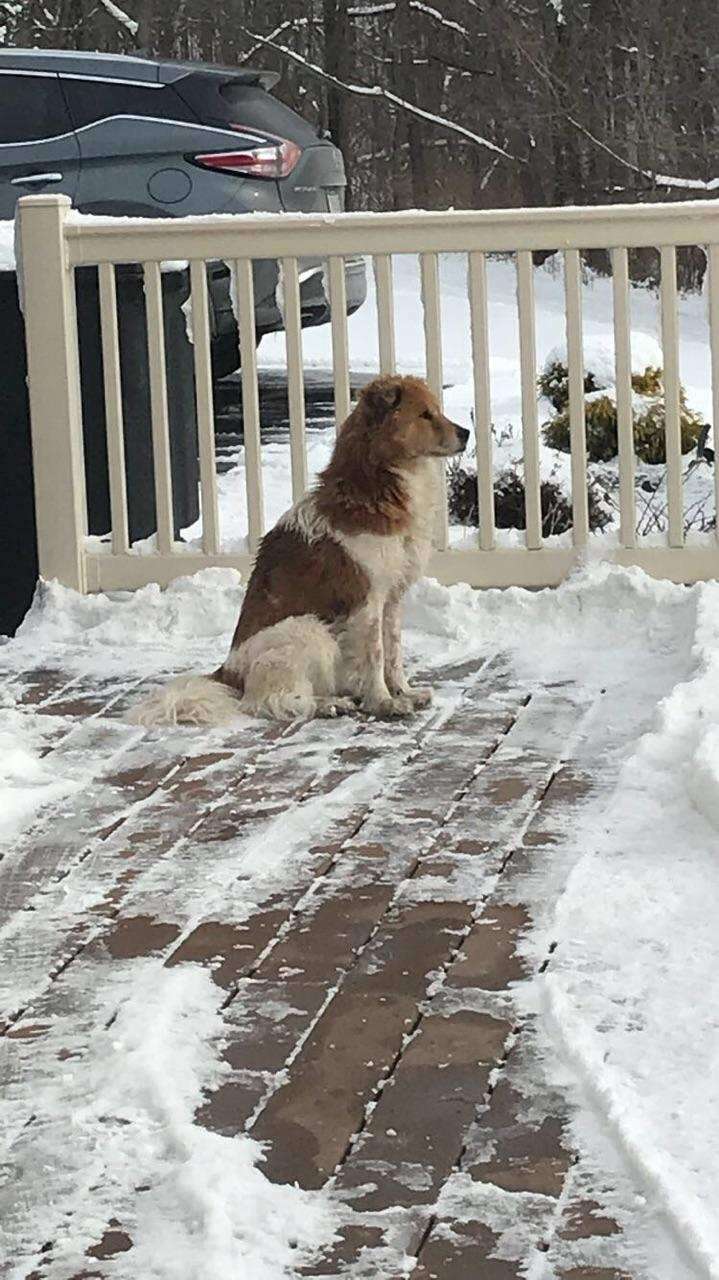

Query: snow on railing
[16,192,719,595]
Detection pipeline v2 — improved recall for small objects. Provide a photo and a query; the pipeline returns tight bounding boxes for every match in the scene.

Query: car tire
[211,332,241,380]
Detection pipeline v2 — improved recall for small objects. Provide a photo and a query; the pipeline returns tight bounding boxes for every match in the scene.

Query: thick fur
[131,375,468,726]
[130,674,240,727]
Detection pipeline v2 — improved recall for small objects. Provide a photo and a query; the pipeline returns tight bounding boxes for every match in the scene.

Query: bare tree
[5,0,719,233]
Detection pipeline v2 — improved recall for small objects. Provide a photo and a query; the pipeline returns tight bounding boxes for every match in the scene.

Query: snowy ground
[2,563,719,1277]
[178,253,717,553]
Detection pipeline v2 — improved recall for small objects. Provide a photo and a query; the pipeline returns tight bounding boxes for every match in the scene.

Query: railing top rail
[55,198,719,267]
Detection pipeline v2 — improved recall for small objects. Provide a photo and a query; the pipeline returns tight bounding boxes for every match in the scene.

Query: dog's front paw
[386,684,433,708]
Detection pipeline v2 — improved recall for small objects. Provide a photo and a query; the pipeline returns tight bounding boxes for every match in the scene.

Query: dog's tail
[128,673,241,727]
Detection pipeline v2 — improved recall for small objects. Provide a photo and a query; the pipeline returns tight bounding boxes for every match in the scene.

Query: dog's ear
[360,376,403,421]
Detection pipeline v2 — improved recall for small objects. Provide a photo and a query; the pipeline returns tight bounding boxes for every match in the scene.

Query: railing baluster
[235,259,265,552]
[420,251,448,551]
[564,249,589,546]
[660,245,684,547]
[327,256,351,427]
[143,261,174,556]
[611,247,636,548]
[516,251,542,550]
[281,256,309,501]
[189,261,220,556]
[373,254,396,374]
[98,262,129,554]
[708,245,719,547]
[467,251,494,550]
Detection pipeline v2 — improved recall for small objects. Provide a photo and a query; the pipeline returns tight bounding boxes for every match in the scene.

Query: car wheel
[211,333,241,380]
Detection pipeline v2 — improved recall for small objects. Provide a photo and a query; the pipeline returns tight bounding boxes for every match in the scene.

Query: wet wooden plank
[191,683,528,1157]
[2,664,648,1280]
[1,670,509,1272]
[252,900,478,1188]
[0,727,283,1028]
[252,691,588,1233]
[0,666,80,707]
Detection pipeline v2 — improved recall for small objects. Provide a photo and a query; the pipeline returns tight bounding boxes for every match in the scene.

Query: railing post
[17,194,87,591]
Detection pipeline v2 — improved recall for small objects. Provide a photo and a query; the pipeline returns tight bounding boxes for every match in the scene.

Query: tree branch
[567,115,719,192]
[97,0,138,38]
[239,24,518,160]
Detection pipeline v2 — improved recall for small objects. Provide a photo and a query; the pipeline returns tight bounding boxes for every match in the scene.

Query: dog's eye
[421,411,433,421]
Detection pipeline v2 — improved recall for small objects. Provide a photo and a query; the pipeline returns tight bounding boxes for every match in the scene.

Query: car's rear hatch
[171,68,347,213]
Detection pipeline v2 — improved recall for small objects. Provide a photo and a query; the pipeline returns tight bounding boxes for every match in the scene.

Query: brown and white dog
[132,375,468,726]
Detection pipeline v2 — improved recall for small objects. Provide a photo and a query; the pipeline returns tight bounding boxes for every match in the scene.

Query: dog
[131,374,468,726]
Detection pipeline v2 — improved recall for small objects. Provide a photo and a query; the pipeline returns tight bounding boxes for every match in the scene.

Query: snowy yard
[2,562,719,1278]
[176,252,717,554]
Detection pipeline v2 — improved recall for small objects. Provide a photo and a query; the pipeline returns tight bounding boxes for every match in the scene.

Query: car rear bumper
[209,255,367,344]
[256,256,367,335]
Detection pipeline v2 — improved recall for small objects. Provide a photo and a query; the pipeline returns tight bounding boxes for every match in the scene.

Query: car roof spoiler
[159,61,280,92]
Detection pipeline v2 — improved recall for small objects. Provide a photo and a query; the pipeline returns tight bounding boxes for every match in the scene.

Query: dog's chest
[338,465,437,595]
[337,530,409,595]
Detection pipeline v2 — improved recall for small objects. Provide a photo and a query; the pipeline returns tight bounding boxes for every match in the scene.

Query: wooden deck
[0,656,637,1280]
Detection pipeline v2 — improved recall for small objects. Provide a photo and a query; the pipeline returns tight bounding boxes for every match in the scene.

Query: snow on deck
[1,565,719,1279]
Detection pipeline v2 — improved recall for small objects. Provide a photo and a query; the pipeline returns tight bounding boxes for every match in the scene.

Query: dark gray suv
[0,48,366,375]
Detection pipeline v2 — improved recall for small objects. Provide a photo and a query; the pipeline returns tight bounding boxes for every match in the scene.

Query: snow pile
[403,559,692,687]
[541,331,664,389]
[10,568,244,679]
[511,578,719,1276]
[0,700,83,842]
[7,559,692,689]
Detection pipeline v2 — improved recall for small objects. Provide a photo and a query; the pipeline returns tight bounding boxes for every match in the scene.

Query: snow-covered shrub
[543,367,704,464]
[448,464,612,536]
[540,341,704,465]
[537,358,600,412]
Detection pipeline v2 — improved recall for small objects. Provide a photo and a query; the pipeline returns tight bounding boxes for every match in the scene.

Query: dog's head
[356,375,470,463]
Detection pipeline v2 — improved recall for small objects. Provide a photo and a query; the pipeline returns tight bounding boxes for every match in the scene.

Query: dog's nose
[457,426,470,449]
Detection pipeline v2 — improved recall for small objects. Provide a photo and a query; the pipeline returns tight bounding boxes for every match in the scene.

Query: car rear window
[0,72,73,144]
[62,78,194,129]
[174,75,319,146]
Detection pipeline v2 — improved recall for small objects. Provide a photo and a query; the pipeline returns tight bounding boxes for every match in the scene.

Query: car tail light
[193,136,301,179]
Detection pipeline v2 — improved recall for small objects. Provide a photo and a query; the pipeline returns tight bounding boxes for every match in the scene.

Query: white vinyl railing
[17,193,719,595]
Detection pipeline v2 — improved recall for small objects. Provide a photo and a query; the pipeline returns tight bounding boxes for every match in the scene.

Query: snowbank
[512,577,719,1277]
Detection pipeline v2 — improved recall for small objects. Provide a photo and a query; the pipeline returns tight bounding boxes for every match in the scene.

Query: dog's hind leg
[231,616,343,721]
